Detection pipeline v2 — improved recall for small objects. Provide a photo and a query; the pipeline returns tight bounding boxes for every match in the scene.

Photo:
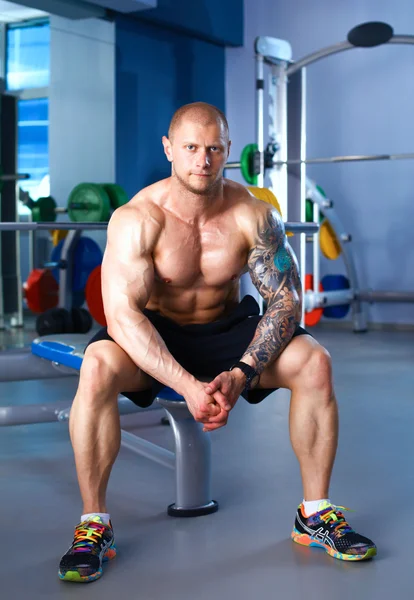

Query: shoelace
[319,505,354,536]
[72,521,107,554]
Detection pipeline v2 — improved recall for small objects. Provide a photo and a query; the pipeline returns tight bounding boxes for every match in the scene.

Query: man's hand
[183,381,224,425]
[201,370,246,432]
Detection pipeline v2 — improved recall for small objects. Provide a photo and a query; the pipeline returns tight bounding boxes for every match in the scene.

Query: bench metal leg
[157,397,218,517]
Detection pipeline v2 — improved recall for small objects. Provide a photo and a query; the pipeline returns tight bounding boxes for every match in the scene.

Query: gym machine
[226,22,414,332]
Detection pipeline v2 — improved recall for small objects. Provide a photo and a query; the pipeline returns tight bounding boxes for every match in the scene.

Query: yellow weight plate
[320,220,341,260]
[247,186,295,236]
[247,186,282,215]
[50,229,68,247]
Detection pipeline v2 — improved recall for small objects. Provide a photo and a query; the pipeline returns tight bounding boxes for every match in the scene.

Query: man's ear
[162,136,173,163]
[227,139,232,159]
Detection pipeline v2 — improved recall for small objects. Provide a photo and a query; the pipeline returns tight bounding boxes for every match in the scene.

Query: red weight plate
[24,269,59,314]
[304,274,324,327]
[85,265,107,326]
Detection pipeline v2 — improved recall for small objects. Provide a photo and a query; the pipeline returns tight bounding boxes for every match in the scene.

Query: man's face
[163,118,231,195]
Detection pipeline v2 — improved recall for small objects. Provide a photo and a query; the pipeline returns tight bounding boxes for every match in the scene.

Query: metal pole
[1,173,29,181]
[299,68,307,325]
[305,178,367,332]
[305,289,354,311]
[0,222,108,231]
[58,229,81,310]
[256,53,265,188]
[286,41,352,76]
[312,200,320,295]
[286,35,414,78]
[286,222,318,233]
[120,430,175,469]
[273,152,414,166]
[0,221,317,234]
[268,63,288,218]
[357,291,414,303]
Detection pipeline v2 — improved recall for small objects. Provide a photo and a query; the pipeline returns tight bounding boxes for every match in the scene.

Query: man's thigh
[257,333,322,391]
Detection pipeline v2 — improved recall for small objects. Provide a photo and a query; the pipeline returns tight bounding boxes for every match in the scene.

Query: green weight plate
[32,206,41,222]
[67,183,111,222]
[306,198,324,223]
[100,184,129,210]
[316,184,327,197]
[240,143,258,186]
[306,199,313,222]
[37,196,57,222]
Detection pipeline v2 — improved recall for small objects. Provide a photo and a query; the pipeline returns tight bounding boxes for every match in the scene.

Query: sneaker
[291,502,377,561]
[58,516,116,583]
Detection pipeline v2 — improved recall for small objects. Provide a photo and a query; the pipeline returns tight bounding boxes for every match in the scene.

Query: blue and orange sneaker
[58,516,116,583]
[291,501,377,561]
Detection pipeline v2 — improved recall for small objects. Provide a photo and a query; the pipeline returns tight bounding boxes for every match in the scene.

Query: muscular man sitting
[58,102,376,583]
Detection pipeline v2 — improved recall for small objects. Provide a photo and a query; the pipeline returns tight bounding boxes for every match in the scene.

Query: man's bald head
[168,102,229,142]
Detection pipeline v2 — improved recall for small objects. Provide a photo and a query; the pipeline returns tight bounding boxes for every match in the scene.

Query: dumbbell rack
[0,222,106,331]
[45,228,90,312]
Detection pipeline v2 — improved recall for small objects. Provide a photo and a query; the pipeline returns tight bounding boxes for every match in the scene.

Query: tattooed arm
[241,206,302,374]
[202,206,302,431]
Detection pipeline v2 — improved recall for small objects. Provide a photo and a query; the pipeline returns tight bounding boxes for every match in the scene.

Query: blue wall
[135,0,243,47]
[226,0,414,325]
[116,15,226,196]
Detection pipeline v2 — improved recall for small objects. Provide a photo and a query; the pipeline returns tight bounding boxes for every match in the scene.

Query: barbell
[20,183,129,223]
[0,220,319,234]
[0,170,29,193]
[225,144,414,184]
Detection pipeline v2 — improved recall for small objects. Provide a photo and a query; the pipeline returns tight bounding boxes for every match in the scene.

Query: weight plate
[100,184,129,211]
[36,196,57,222]
[306,198,324,223]
[50,229,68,247]
[36,307,73,336]
[247,186,282,215]
[304,273,324,327]
[85,265,107,327]
[24,269,59,314]
[71,307,93,333]
[321,274,350,319]
[67,183,111,222]
[240,143,258,185]
[51,236,103,292]
[306,199,313,222]
[320,220,341,260]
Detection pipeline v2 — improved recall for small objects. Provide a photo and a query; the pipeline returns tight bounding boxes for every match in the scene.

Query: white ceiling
[0,0,47,23]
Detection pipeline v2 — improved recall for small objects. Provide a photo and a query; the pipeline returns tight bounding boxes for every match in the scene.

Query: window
[5,19,50,210]
[18,97,49,201]
[6,19,50,90]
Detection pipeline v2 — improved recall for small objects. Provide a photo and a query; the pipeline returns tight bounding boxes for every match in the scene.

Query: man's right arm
[101,203,195,396]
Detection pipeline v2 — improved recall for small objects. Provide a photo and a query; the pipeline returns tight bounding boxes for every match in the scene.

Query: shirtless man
[58,102,376,583]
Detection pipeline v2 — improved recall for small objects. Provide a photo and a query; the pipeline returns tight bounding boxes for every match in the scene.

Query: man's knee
[80,344,122,399]
[297,344,333,394]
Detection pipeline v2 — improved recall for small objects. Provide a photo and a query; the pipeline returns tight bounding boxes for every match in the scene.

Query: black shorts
[86,295,310,408]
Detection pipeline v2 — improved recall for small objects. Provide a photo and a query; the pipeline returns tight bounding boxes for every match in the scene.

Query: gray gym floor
[1,325,413,599]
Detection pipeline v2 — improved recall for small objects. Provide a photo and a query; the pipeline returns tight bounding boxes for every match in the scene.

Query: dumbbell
[20,183,129,223]
[36,307,93,336]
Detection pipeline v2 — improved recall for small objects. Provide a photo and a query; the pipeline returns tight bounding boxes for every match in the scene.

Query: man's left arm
[203,207,302,431]
[240,206,302,374]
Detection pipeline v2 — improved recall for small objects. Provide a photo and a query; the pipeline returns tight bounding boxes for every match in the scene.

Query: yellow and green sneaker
[58,516,116,583]
[291,502,377,561]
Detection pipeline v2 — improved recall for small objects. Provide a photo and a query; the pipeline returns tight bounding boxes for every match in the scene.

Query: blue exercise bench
[31,334,218,517]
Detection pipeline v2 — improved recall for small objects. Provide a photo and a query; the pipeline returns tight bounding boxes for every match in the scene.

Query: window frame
[2,17,50,209]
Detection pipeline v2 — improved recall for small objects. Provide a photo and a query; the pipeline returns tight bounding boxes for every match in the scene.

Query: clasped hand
[186,371,245,432]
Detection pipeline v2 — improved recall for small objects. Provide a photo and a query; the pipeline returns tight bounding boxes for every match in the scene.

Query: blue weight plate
[51,237,103,292]
[322,274,350,319]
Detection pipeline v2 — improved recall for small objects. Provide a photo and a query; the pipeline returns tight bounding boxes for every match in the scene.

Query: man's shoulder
[223,178,269,223]
[113,180,168,225]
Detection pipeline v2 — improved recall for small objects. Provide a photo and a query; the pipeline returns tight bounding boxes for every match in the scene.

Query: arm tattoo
[242,209,302,374]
